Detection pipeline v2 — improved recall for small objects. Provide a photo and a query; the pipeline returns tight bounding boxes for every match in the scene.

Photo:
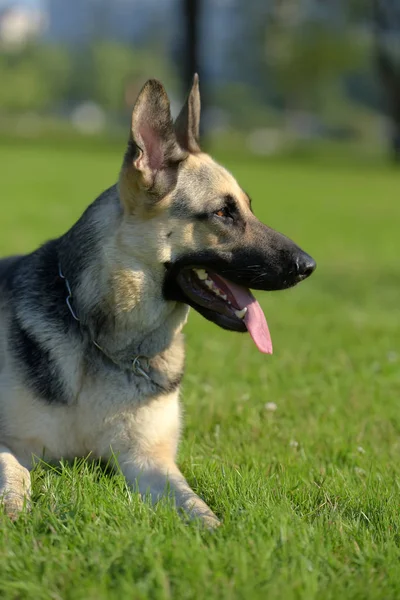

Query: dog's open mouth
[176,267,273,354]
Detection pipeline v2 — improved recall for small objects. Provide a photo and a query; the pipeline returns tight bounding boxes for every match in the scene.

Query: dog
[0,75,315,527]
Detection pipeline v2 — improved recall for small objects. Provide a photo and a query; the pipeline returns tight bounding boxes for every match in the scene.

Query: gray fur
[0,77,315,526]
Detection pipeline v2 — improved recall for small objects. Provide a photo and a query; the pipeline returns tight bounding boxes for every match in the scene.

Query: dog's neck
[58,187,189,361]
[59,259,189,362]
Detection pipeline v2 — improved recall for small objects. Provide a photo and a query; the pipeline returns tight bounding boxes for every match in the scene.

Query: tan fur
[0,150,252,527]
[0,78,314,528]
[0,445,31,518]
[0,149,249,527]
[0,159,224,526]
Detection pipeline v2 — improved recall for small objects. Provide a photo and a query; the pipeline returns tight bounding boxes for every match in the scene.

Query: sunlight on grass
[0,140,399,599]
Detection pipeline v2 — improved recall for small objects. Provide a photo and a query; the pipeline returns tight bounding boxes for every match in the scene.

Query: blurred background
[0,0,399,162]
[1,5,400,593]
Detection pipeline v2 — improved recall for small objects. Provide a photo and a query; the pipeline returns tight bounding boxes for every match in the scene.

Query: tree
[373,0,400,161]
[0,45,72,113]
[181,0,207,137]
[265,23,364,112]
[181,0,200,91]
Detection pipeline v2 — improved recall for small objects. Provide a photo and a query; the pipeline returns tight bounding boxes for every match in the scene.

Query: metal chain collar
[58,263,150,380]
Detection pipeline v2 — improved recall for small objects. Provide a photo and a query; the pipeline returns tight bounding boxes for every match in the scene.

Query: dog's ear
[126,79,186,191]
[174,73,201,153]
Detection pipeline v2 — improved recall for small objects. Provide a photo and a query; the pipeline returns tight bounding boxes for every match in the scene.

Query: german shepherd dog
[0,76,315,527]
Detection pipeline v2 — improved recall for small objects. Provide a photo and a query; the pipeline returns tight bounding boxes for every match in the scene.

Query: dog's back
[0,256,23,365]
[0,256,22,287]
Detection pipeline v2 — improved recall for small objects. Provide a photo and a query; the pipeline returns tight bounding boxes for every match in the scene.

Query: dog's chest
[2,332,186,463]
[73,372,181,449]
[2,367,183,465]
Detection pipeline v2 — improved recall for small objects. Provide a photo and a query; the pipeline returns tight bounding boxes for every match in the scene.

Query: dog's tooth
[201,276,227,301]
[194,268,208,280]
[235,307,248,319]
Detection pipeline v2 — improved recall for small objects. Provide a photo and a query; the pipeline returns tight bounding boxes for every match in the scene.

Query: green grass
[1,140,400,599]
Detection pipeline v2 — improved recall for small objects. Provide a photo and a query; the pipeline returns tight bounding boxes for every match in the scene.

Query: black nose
[295,252,316,281]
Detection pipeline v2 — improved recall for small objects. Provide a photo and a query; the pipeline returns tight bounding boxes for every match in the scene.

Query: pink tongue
[210,275,273,354]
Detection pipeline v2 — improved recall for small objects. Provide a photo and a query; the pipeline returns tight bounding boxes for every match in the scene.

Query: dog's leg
[101,392,220,527]
[119,457,220,528]
[0,446,31,519]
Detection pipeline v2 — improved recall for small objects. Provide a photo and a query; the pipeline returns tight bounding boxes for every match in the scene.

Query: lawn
[0,140,400,600]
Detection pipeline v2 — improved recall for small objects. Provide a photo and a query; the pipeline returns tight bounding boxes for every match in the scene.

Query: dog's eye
[214,207,231,219]
[213,196,237,222]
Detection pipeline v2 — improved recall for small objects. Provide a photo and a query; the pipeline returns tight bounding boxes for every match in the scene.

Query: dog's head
[119,76,316,353]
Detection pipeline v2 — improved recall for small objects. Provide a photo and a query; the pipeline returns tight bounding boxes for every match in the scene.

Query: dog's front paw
[201,513,221,530]
[0,492,30,521]
[182,507,221,530]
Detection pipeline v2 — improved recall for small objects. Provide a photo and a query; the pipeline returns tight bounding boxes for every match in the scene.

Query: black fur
[1,187,183,405]
[13,241,75,332]
[162,219,316,333]
[3,241,77,405]
[0,194,104,406]
[0,255,23,287]
[58,185,117,291]
[10,315,71,405]
[170,190,246,233]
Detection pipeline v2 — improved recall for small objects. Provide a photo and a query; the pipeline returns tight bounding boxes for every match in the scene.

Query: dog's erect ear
[174,73,201,153]
[128,79,186,189]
